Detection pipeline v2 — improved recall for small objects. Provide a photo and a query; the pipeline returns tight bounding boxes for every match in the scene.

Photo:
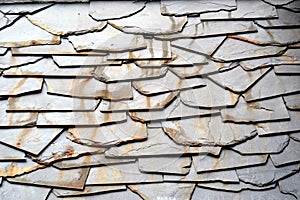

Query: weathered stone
[0,143,25,161]
[284,93,300,110]
[279,171,300,199]
[0,159,45,177]
[274,65,300,74]
[262,0,295,5]
[290,132,300,142]
[52,55,121,67]
[0,3,51,14]
[0,13,19,30]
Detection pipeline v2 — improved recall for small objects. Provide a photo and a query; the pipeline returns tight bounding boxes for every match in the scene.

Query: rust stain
[146,96,151,108]
[16,128,32,148]
[103,113,112,123]
[64,145,75,157]
[9,78,27,94]
[228,35,261,45]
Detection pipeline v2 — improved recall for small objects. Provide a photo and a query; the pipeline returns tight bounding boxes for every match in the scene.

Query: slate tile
[52,55,122,67]
[255,8,300,28]
[93,63,167,82]
[0,50,42,70]
[67,115,147,147]
[0,3,52,14]
[109,1,187,35]
[262,0,295,5]
[128,183,195,200]
[134,59,170,68]
[130,97,219,123]
[155,17,256,40]
[200,0,277,20]
[270,138,300,166]
[27,3,106,36]
[133,71,205,95]
[31,131,104,164]
[160,0,236,16]
[290,132,300,142]
[0,159,45,177]
[192,186,296,200]
[0,99,38,127]
[4,58,94,77]
[197,181,276,192]
[244,70,300,101]
[99,89,176,112]
[68,25,146,52]
[0,76,42,96]
[256,110,300,135]
[0,17,60,48]
[11,39,107,56]
[0,143,25,161]
[232,134,290,154]
[281,1,300,13]
[53,153,135,169]
[284,93,300,110]
[180,78,239,108]
[7,84,100,112]
[192,149,268,172]
[138,156,191,175]
[236,158,300,186]
[164,161,239,183]
[86,162,163,185]
[0,180,50,200]
[212,38,286,62]
[37,108,126,127]
[279,171,300,199]
[274,65,300,74]
[53,185,126,197]
[0,47,7,55]
[162,115,256,146]
[208,66,270,93]
[45,78,133,100]
[0,13,20,30]
[229,25,300,46]
[171,36,226,56]
[7,167,90,189]
[221,96,290,123]
[105,127,221,157]
[108,38,172,60]
[0,127,62,155]
[89,1,146,21]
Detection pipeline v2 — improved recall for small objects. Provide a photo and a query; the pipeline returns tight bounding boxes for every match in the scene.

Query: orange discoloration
[228,35,261,45]
[64,145,75,157]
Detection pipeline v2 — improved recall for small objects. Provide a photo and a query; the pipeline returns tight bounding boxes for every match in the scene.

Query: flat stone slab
[279,171,300,199]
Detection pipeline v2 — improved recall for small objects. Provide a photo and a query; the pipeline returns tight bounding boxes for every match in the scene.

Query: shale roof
[0,0,300,199]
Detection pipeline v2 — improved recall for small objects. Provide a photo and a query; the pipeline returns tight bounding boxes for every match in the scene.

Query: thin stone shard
[284,93,300,110]
[279,172,300,199]
[0,143,25,161]
[197,182,276,192]
[274,65,300,74]
[52,55,121,67]
[0,159,45,177]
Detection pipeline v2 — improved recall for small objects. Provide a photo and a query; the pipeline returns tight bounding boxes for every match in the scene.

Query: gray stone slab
[281,1,300,12]
[0,143,25,161]
[171,36,226,56]
[31,131,103,164]
[155,17,256,40]
[279,171,300,199]
[262,0,295,5]
[0,127,62,155]
[0,76,42,96]
[7,84,100,111]
[27,3,106,36]
[221,96,290,123]
[68,25,146,52]
[180,78,239,108]
[105,128,221,157]
[11,39,107,56]
[270,138,300,166]
[0,100,38,127]
[192,149,268,172]
[284,93,300,110]
[93,63,167,82]
[212,38,286,62]
[45,78,132,100]
[138,156,191,175]
[99,89,176,112]
[0,3,52,14]
[161,0,236,16]
[274,65,300,74]
[255,8,300,28]
[109,1,187,35]
[164,161,239,183]
[53,185,126,197]
[0,159,44,177]
[208,66,270,93]
[257,110,300,135]
[0,17,60,48]
[52,55,121,67]
[200,0,277,20]
[244,70,300,101]
[86,162,163,185]
[290,132,300,141]
[232,134,290,154]
[89,1,146,21]
[4,58,94,77]
[0,47,7,55]
[0,180,50,200]
[128,183,195,200]
[133,71,205,95]
[130,97,219,123]
[162,115,256,146]
[0,50,42,70]
[0,13,20,32]
[8,166,89,189]
[237,158,300,186]
[67,115,147,146]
